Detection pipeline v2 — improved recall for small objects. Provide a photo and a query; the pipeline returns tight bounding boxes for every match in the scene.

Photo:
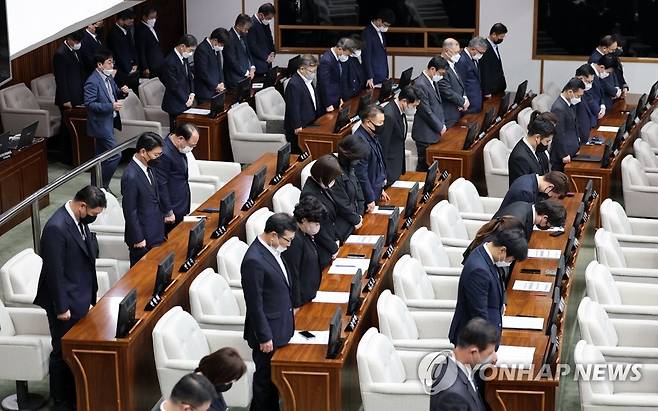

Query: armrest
[464,219,486,238]
[613,233,658,245]
[596,345,658,361]
[428,276,459,300]
[617,282,658,305]
[444,247,466,267]
[481,197,503,213]
[95,258,121,285]
[647,173,658,186]
[489,168,509,176]
[439,237,472,248]
[601,304,658,318]
[259,120,267,132]
[609,267,658,283]
[612,319,658,346]
[234,132,287,143]
[368,382,428,395]
[233,290,247,315]
[393,338,453,351]
[197,313,246,326]
[412,312,453,338]
[644,167,658,174]
[7,307,49,335]
[590,393,658,407]
[613,364,658,393]
[621,247,658,268]
[405,299,456,311]
[1,109,49,133]
[630,184,658,193]
[459,211,494,221]
[0,336,44,349]
[203,329,251,359]
[188,174,221,188]
[2,107,49,116]
[90,224,124,236]
[628,218,658,236]
[398,350,435,379]
[424,266,461,276]
[259,113,284,121]
[161,359,198,371]
[195,160,241,181]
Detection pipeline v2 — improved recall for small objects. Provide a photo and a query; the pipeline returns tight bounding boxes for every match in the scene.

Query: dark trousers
[285,132,302,154]
[129,245,149,267]
[46,311,78,408]
[250,349,279,411]
[92,137,121,189]
[169,113,180,130]
[415,141,430,172]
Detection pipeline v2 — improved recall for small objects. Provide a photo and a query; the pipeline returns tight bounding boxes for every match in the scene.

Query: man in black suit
[34,185,107,411]
[121,132,166,266]
[455,36,488,114]
[354,104,389,212]
[107,8,139,92]
[493,199,567,241]
[317,37,356,112]
[135,7,164,78]
[550,78,586,171]
[224,14,255,90]
[242,213,297,411]
[588,35,628,99]
[154,123,198,233]
[508,112,556,184]
[80,21,105,74]
[479,23,507,97]
[439,38,469,128]
[247,3,276,77]
[430,318,498,411]
[284,54,321,153]
[590,53,622,110]
[194,28,229,103]
[161,34,197,128]
[379,86,418,184]
[500,171,569,209]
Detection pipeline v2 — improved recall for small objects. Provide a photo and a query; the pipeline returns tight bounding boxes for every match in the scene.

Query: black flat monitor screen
[378,79,394,103]
[462,121,480,150]
[497,92,511,118]
[0,131,10,152]
[218,191,236,228]
[481,107,496,134]
[564,228,576,264]
[583,180,593,207]
[18,121,38,147]
[275,143,292,176]
[543,324,559,366]
[625,109,636,133]
[649,81,658,104]
[186,219,205,259]
[547,286,561,334]
[398,67,413,90]
[404,182,420,219]
[210,91,226,116]
[574,203,585,232]
[367,235,385,278]
[286,55,301,77]
[115,288,137,338]
[385,207,400,247]
[153,252,175,296]
[0,1,9,87]
[636,94,648,120]
[325,306,343,358]
[423,161,438,196]
[263,67,278,88]
[612,124,625,151]
[237,78,251,102]
[601,139,613,168]
[347,269,363,315]
[248,166,267,201]
[513,80,528,105]
[333,106,351,133]
[357,90,373,118]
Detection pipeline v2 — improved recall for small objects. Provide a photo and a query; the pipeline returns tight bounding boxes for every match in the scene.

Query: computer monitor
[333,106,351,133]
[543,324,559,368]
[496,92,511,120]
[398,67,413,90]
[480,107,496,136]
[462,121,480,150]
[648,80,658,105]
[286,55,301,77]
[357,90,373,118]
[564,228,576,265]
[152,252,174,297]
[378,79,394,103]
[186,219,205,260]
[600,139,613,168]
[236,78,251,103]
[546,285,561,335]
[248,166,267,202]
[263,67,279,88]
[583,179,594,208]
[115,288,138,338]
[385,207,400,247]
[218,191,235,228]
[625,109,636,134]
[573,202,585,234]
[14,121,38,149]
[209,91,226,117]
[0,131,10,153]
[325,306,344,359]
[423,161,438,196]
[346,269,363,315]
[404,182,420,219]
[612,124,625,154]
[636,93,648,120]
[513,80,528,106]
[275,143,291,177]
[367,235,385,279]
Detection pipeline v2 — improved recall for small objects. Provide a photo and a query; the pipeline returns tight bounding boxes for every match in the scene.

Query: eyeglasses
[277,234,294,244]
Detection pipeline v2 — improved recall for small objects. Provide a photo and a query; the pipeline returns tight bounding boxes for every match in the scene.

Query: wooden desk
[272,172,451,411]
[62,153,311,411]
[64,106,96,167]
[426,93,534,196]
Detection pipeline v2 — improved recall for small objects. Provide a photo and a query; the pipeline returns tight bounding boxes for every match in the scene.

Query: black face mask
[536,142,548,153]
[613,48,623,57]
[215,383,233,392]
[147,157,159,167]
[369,123,384,135]
[537,192,550,201]
[80,213,97,225]
[493,38,503,45]
[95,27,104,37]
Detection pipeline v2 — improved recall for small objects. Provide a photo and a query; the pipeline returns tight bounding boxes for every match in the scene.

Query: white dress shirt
[371,21,383,44]
[487,37,501,60]
[523,137,540,162]
[116,23,127,35]
[132,155,152,184]
[142,20,158,41]
[257,236,289,284]
[65,201,85,239]
[298,70,317,109]
[447,351,477,392]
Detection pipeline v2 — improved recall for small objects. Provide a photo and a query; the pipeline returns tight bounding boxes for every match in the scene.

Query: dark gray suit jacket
[411,73,445,144]
[438,65,466,128]
[549,96,580,169]
[430,357,487,411]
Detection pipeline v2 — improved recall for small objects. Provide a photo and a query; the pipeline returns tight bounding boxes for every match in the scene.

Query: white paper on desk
[312,291,349,304]
[183,215,205,222]
[289,330,330,345]
[391,181,426,189]
[252,83,264,89]
[533,225,564,232]
[512,280,552,293]
[527,249,562,259]
[345,235,381,245]
[502,316,544,330]
[372,206,404,215]
[496,345,535,368]
[597,125,619,133]
[330,258,370,273]
[183,108,211,115]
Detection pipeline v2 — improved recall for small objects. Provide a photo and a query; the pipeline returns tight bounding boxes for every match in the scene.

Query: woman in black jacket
[195,347,247,411]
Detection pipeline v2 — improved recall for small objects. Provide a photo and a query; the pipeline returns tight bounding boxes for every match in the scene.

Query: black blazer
[508,139,548,186]
[282,227,322,308]
[121,160,166,248]
[341,56,365,100]
[284,72,321,136]
[500,173,539,209]
[53,43,86,106]
[160,51,194,116]
[550,97,580,170]
[317,49,343,110]
[493,201,534,241]
[80,30,103,74]
[135,21,165,76]
[241,239,295,349]
[379,100,407,183]
[153,137,190,223]
[430,357,487,411]
[34,206,98,320]
[107,24,137,76]
[246,15,275,75]
[193,39,224,101]
[353,125,387,204]
[478,40,506,96]
[331,156,365,242]
[301,178,340,267]
[223,28,252,90]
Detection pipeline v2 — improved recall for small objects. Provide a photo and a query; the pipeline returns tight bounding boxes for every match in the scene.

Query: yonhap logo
[418,350,460,395]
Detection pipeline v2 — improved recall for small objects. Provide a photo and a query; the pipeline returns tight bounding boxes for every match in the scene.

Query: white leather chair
[137,77,170,127]
[227,102,287,163]
[544,82,561,99]
[116,91,164,145]
[531,93,553,113]
[483,138,510,197]
[448,178,503,221]
[245,207,274,245]
[409,227,463,276]
[600,198,658,248]
[621,155,658,218]
[356,327,430,411]
[272,184,301,215]
[577,297,658,363]
[640,121,658,154]
[216,237,249,288]
[499,121,525,151]
[300,160,315,188]
[0,83,60,136]
[574,340,658,411]
[517,107,533,132]
[0,249,42,307]
[392,255,458,311]
[429,200,484,247]
[0,299,51,411]
[652,107,658,124]
[29,73,56,109]
[633,139,658,173]
[152,306,254,407]
[405,136,418,171]
[377,290,453,352]
[254,86,285,122]
[189,268,246,331]
[189,181,217,210]
[594,228,658,283]
[186,152,241,191]
[90,188,124,236]
[95,235,130,275]
[586,260,658,319]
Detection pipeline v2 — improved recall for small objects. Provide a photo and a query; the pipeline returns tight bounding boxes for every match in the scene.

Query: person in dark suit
[331,134,367,242]
[448,227,528,346]
[439,38,469,128]
[342,34,366,101]
[161,34,197,128]
[195,348,247,411]
[575,64,602,138]
[379,86,418,183]
[135,7,164,78]
[500,171,569,209]
[550,78,586,171]
[588,35,628,98]
[241,213,297,411]
[153,123,198,233]
[80,21,105,74]
[34,185,107,411]
[107,9,139,92]
[508,111,556,184]
[590,53,622,110]
[456,36,488,114]
[121,132,166,266]
[194,28,229,103]
[160,373,216,411]
[493,199,566,241]
[479,23,507,97]
[317,37,356,112]
[282,196,325,307]
[284,54,321,152]
[83,49,129,190]
[430,318,498,411]
[301,155,342,267]
[354,104,389,212]
[223,14,255,90]
[411,56,448,171]
[246,3,276,76]
[361,9,395,87]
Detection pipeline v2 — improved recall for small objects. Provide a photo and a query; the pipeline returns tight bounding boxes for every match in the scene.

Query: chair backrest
[531,93,553,113]
[594,228,626,268]
[430,200,470,240]
[228,102,263,135]
[254,86,285,118]
[448,178,484,213]
[484,138,510,170]
[392,255,436,301]
[633,138,658,169]
[377,290,419,340]
[573,340,614,398]
[30,73,56,99]
[640,121,658,149]
[652,107,658,124]
[517,107,533,132]
[499,121,526,151]
[138,77,165,106]
[577,297,619,347]
[119,92,146,121]
[621,155,649,188]
[356,327,407,387]
[600,198,632,235]
[246,207,274,244]
[185,151,201,176]
[300,160,315,188]
[0,83,40,111]
[0,248,43,304]
[584,261,622,306]
[190,269,241,319]
[272,184,301,215]
[91,189,125,228]
[544,82,561,99]
[410,227,451,267]
[0,299,15,336]
[216,237,249,285]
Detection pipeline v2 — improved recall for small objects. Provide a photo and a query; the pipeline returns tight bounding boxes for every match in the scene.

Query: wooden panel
[489,388,552,411]
[277,370,335,411]
[70,349,122,411]
[0,168,24,211]
[432,156,463,181]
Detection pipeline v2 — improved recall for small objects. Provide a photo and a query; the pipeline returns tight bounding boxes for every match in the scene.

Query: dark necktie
[401,111,407,136]
[338,59,342,77]
[182,57,189,76]
[147,167,156,186]
[78,222,86,241]
[473,59,478,69]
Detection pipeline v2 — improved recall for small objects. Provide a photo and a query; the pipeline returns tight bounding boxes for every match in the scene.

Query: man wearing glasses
[241,213,297,411]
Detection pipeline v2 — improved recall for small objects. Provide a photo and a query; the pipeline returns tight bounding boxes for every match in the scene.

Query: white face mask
[303,71,316,82]
[275,245,287,253]
[451,53,461,63]
[182,50,194,59]
[598,71,610,79]
[213,45,224,52]
[495,259,512,268]
[72,42,82,51]
[584,82,592,91]
[432,74,443,82]
[146,18,156,27]
[473,52,483,60]
[102,68,114,76]
[379,26,389,33]
[352,49,362,58]
[338,54,349,63]
[178,145,193,154]
[570,97,582,105]
[404,106,417,116]
[262,18,272,25]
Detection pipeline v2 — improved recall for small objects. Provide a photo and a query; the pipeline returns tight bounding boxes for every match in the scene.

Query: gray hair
[468,36,488,50]
[442,38,460,50]
[337,37,357,51]
[299,54,318,68]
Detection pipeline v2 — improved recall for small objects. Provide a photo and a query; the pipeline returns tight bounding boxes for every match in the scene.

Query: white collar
[523,136,537,154]
[371,21,380,31]
[590,62,601,74]
[596,48,605,56]
[132,154,149,174]
[86,29,97,40]
[560,94,571,106]
[299,70,313,85]
[330,47,339,61]
[258,235,281,257]
[174,47,184,62]
[64,41,74,52]
[394,99,404,115]
[423,70,434,83]
[448,351,474,383]
[206,37,213,47]
[532,204,537,223]
[115,23,127,35]
[483,242,496,264]
[65,200,80,225]
[487,37,497,48]
[232,27,241,40]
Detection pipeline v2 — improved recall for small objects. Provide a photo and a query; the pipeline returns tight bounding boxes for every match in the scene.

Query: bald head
[442,38,460,52]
